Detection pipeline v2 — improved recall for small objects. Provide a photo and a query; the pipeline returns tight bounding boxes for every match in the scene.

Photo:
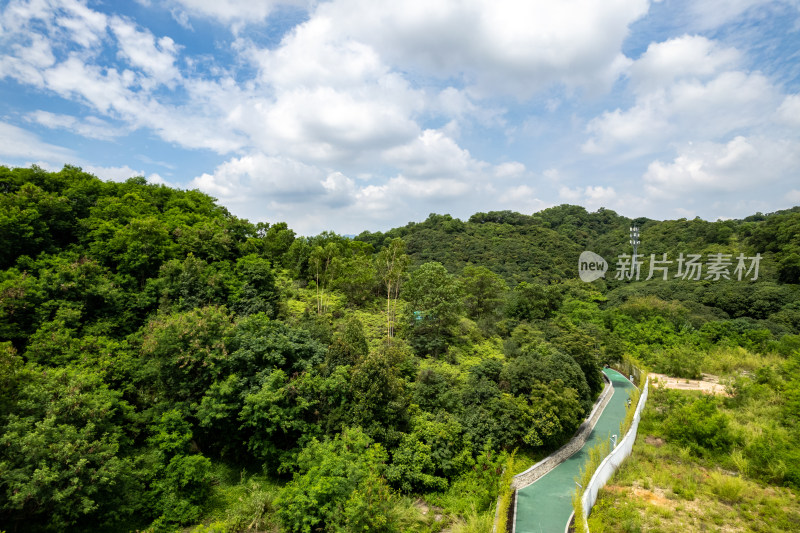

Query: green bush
[147,410,214,527]
[663,396,736,456]
[276,427,400,532]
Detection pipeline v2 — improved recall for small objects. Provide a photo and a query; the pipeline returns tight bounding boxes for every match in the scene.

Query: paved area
[649,372,728,395]
[514,368,635,533]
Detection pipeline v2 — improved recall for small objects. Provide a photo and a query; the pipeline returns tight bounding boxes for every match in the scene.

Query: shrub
[663,396,736,456]
[276,427,400,532]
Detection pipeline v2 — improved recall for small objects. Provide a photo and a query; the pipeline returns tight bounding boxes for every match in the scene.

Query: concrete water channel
[514,368,635,532]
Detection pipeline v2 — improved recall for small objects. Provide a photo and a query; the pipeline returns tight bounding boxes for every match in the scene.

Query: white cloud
[247,84,422,164]
[497,185,548,214]
[493,162,527,180]
[0,0,108,50]
[2,0,797,233]
[0,121,74,162]
[684,0,778,30]
[0,122,170,186]
[54,0,108,47]
[44,55,137,114]
[583,100,672,156]
[252,15,386,90]
[350,174,474,221]
[629,35,740,94]
[584,36,782,155]
[643,136,800,200]
[79,165,173,187]
[190,125,531,232]
[191,153,375,233]
[584,185,618,206]
[146,173,173,186]
[435,87,506,127]
[26,110,124,140]
[320,171,357,207]
[164,0,311,29]
[82,164,144,182]
[777,94,800,126]
[557,185,619,211]
[39,54,247,153]
[191,153,332,207]
[581,31,800,222]
[318,0,649,98]
[234,15,426,165]
[559,186,583,202]
[0,2,248,153]
[383,129,487,180]
[110,16,181,87]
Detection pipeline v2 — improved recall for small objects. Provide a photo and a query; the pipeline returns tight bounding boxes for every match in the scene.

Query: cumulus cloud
[316,0,649,98]
[584,35,782,156]
[0,121,75,162]
[246,84,422,164]
[577,26,800,222]
[26,110,125,140]
[383,129,488,180]
[584,185,618,207]
[493,162,527,180]
[38,54,247,152]
[558,185,622,211]
[1,1,248,154]
[777,94,800,126]
[558,186,583,202]
[110,16,181,87]
[191,153,331,204]
[629,35,740,94]
[0,0,108,50]
[643,136,800,200]
[497,185,548,214]
[191,125,531,232]
[82,164,144,182]
[191,152,379,233]
[1,0,654,180]
[2,0,797,232]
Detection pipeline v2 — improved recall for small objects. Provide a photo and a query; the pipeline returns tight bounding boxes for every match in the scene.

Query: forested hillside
[1,166,799,532]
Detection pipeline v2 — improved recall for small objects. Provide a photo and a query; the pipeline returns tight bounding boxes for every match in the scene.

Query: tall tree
[461,265,508,322]
[309,242,339,315]
[403,261,463,357]
[376,238,409,340]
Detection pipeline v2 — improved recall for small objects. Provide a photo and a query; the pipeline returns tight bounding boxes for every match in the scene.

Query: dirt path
[649,373,729,395]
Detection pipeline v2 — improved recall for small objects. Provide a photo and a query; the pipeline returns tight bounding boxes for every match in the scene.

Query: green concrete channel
[513,368,635,533]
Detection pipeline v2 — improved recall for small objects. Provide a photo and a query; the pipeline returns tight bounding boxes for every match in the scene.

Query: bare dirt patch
[650,373,729,396]
[412,499,444,522]
[632,486,672,507]
[604,484,672,507]
[645,435,665,447]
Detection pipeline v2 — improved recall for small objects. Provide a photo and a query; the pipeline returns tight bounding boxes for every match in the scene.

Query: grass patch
[190,464,282,533]
[449,510,495,533]
[587,385,800,533]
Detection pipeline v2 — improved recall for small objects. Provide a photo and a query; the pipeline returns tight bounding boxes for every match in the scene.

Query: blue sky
[1,0,799,235]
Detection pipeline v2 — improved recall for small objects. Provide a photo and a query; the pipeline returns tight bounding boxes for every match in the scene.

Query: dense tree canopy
[1,165,798,532]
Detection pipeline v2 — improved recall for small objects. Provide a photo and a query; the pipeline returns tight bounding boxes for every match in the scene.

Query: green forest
[1,165,799,532]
